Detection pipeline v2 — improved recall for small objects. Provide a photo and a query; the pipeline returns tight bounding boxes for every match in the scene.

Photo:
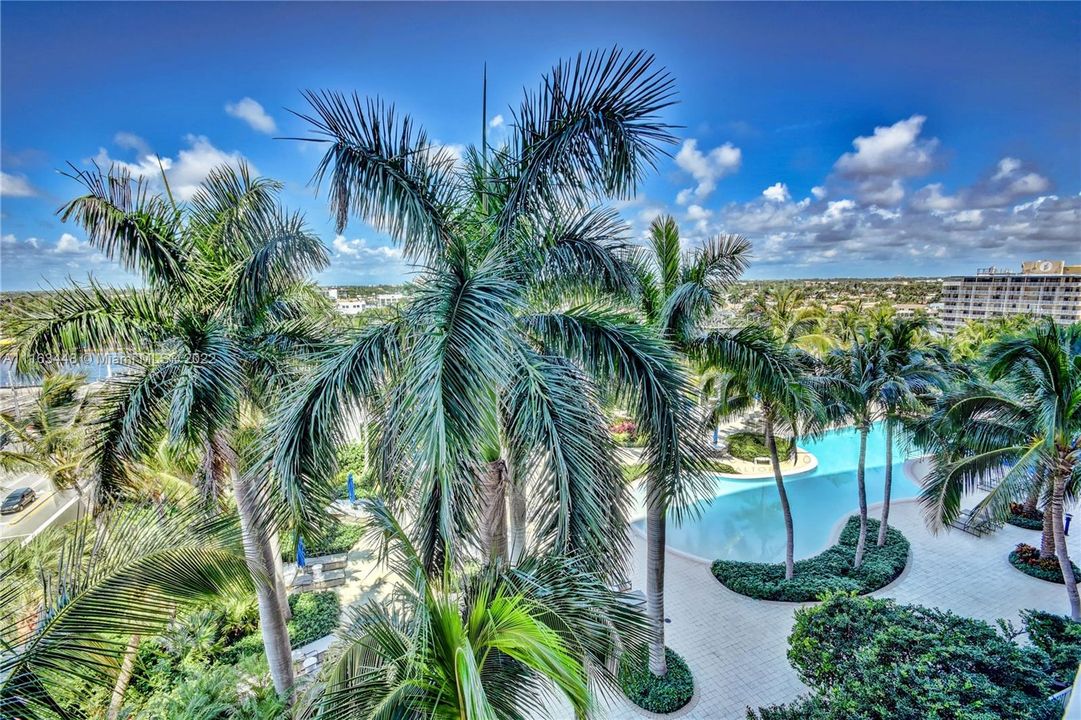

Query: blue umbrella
[297,536,307,569]
[347,472,356,503]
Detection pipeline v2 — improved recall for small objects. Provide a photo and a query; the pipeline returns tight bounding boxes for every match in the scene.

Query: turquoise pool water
[636,423,923,563]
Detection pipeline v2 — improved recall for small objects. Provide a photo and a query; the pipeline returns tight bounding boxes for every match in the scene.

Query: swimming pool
[635,423,924,563]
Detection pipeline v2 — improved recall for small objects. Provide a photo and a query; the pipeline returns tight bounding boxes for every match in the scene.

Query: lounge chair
[950,507,1002,537]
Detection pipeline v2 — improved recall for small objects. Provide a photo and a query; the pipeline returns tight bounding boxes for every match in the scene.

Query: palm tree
[628,214,749,674]
[696,331,821,579]
[867,315,945,546]
[0,372,92,495]
[299,500,647,719]
[9,162,330,695]
[271,51,710,686]
[916,320,1081,619]
[745,286,832,356]
[0,503,252,718]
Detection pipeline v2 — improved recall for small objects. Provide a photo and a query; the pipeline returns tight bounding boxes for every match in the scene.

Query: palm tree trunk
[232,468,295,696]
[876,420,894,546]
[268,529,292,621]
[1050,469,1080,621]
[645,479,668,677]
[105,633,140,720]
[1041,498,1056,559]
[765,416,795,580]
[853,426,869,568]
[1022,482,1040,517]
[480,459,508,562]
[508,462,527,563]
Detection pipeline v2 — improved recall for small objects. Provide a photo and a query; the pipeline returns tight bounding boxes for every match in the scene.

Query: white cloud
[331,235,402,260]
[762,182,790,203]
[992,157,1022,181]
[489,114,504,128]
[835,115,937,178]
[674,139,741,203]
[91,134,252,201]
[53,232,85,254]
[114,131,151,156]
[225,97,277,134]
[0,171,36,197]
[811,186,827,200]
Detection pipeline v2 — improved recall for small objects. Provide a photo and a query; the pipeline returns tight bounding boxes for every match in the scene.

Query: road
[0,472,83,542]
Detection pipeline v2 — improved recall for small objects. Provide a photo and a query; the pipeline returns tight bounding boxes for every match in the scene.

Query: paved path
[598,494,1070,719]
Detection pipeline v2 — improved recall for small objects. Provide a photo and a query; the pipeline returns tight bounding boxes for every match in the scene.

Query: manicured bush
[282,520,364,561]
[1022,610,1081,686]
[1006,502,1044,530]
[618,646,694,714]
[707,460,739,474]
[726,431,792,462]
[221,591,341,663]
[334,441,373,498]
[1009,543,1081,584]
[712,517,909,602]
[753,593,1060,720]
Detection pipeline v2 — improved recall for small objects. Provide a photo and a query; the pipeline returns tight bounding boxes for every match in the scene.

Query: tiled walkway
[597,480,1072,718]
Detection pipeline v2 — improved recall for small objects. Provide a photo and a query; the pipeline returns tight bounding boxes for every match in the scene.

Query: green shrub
[618,645,694,714]
[333,441,372,497]
[220,591,341,664]
[1006,502,1044,530]
[1009,544,1081,584]
[760,593,1059,720]
[727,432,792,462]
[746,696,829,720]
[282,520,363,561]
[707,460,739,474]
[712,517,909,602]
[1022,610,1081,686]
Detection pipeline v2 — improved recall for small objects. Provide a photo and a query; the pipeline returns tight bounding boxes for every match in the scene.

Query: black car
[1,487,37,515]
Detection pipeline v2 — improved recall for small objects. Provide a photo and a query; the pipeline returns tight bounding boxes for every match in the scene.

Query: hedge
[712,517,909,602]
[1009,544,1081,585]
[727,432,793,462]
[618,646,694,714]
[220,591,341,664]
[282,520,364,561]
[747,593,1064,720]
[1021,609,1081,686]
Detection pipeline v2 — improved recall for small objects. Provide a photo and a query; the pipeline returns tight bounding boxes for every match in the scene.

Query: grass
[726,431,793,462]
[711,516,910,602]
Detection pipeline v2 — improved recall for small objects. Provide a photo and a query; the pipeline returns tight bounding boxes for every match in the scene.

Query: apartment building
[939,260,1081,333]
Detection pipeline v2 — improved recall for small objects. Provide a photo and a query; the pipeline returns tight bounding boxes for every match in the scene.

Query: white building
[939,260,1081,333]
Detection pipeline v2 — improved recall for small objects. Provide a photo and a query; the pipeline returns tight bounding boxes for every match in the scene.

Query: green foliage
[220,591,341,664]
[618,646,694,714]
[1021,610,1081,685]
[747,696,829,720]
[726,431,792,462]
[134,654,284,720]
[1005,502,1044,530]
[282,520,363,561]
[332,441,370,494]
[707,460,739,474]
[770,593,1058,720]
[712,517,909,601]
[1009,544,1081,585]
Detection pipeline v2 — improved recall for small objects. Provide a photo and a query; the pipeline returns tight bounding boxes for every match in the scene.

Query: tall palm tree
[916,320,1080,619]
[0,503,252,718]
[299,500,647,719]
[628,214,750,675]
[745,286,832,356]
[696,331,821,579]
[9,162,330,694]
[270,51,710,684]
[867,315,945,546]
[0,372,92,494]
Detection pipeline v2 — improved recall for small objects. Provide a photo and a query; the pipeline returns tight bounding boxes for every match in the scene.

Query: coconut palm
[696,329,821,579]
[626,214,750,674]
[271,51,710,687]
[916,320,1081,619]
[8,162,330,694]
[867,315,946,546]
[0,372,92,494]
[745,286,832,356]
[299,500,647,720]
[0,503,252,718]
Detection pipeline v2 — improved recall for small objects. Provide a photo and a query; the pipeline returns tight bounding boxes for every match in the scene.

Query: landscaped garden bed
[726,431,793,462]
[220,591,342,663]
[712,517,909,602]
[1008,544,1081,584]
[1006,502,1044,530]
[618,645,694,714]
[282,519,364,561]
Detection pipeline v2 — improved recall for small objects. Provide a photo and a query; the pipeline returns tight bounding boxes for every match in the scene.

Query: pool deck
[592,459,1071,719]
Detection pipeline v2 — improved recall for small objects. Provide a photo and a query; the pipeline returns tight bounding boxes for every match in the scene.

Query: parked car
[1,487,37,515]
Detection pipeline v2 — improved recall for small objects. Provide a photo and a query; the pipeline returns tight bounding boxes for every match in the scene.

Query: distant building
[335,299,367,315]
[939,260,1081,333]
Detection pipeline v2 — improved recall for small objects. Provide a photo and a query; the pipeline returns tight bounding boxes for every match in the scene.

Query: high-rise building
[939,260,1081,333]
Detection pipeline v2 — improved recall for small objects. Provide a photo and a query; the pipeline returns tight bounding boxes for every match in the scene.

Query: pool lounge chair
[950,507,1002,537]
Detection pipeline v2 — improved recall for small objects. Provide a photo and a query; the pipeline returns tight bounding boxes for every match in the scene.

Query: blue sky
[2,1,1079,290]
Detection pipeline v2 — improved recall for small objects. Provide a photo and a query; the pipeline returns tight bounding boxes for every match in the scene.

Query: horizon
[2,1,1079,290]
